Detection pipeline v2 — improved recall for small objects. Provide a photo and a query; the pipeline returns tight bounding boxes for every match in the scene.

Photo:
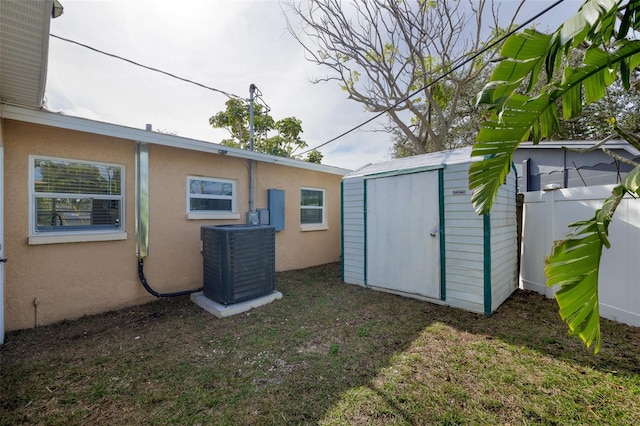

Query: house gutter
[0,105,350,176]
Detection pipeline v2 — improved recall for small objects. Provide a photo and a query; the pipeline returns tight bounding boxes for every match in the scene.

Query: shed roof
[346,146,473,178]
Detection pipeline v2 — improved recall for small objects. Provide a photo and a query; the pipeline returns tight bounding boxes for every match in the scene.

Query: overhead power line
[253,86,271,113]
[50,34,244,100]
[298,0,566,155]
[50,0,566,156]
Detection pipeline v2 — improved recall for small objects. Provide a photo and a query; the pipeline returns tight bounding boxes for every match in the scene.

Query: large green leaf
[618,0,640,39]
[470,0,640,352]
[559,0,618,45]
[621,164,640,196]
[544,166,640,352]
[476,30,553,105]
[470,94,552,213]
[470,1,640,215]
[545,220,603,352]
[569,0,621,50]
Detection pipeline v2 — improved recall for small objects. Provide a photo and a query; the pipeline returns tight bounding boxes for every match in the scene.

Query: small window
[187,176,238,219]
[30,156,124,235]
[300,187,326,230]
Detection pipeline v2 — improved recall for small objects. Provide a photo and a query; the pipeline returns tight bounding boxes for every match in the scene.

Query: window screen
[188,177,236,213]
[300,188,325,225]
[32,157,124,233]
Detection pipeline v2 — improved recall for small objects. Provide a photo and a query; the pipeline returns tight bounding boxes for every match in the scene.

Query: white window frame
[187,176,239,220]
[28,155,127,245]
[300,187,327,231]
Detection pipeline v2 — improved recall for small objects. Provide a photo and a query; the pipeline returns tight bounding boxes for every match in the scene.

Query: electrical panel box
[246,211,259,225]
[257,208,270,225]
[268,189,285,231]
[201,224,275,305]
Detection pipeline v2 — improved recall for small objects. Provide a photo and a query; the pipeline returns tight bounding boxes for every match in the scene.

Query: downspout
[135,137,202,297]
[248,83,256,215]
[0,120,4,344]
[135,137,149,261]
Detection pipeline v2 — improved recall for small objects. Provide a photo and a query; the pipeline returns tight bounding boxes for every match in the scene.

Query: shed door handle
[0,258,7,263]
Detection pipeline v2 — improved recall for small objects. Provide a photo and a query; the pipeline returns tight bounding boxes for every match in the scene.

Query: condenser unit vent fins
[201,224,276,305]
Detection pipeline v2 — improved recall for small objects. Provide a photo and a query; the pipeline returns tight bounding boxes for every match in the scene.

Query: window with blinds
[31,156,124,233]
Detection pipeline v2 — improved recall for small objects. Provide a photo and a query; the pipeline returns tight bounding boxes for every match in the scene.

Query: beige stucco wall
[3,120,343,331]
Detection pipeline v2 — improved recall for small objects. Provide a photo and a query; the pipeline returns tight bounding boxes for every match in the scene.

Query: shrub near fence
[521,185,640,327]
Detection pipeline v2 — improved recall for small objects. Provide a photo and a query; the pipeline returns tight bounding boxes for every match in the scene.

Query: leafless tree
[284,0,524,155]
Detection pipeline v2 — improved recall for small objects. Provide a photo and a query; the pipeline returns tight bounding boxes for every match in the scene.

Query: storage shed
[341,147,518,315]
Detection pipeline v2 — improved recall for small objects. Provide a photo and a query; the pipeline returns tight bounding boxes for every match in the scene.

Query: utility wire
[298,0,566,155]
[50,0,565,155]
[50,33,244,100]
[253,86,272,113]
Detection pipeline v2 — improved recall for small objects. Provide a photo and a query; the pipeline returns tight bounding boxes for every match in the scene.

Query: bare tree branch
[601,147,640,167]
[284,0,524,155]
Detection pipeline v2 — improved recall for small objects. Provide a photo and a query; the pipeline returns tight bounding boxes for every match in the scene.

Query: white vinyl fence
[521,185,640,327]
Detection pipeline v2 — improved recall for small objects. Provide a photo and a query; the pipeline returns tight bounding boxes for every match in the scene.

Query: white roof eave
[0,105,352,176]
[0,0,55,108]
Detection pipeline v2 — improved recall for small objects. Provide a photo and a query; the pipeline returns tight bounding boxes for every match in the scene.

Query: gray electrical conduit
[136,140,202,298]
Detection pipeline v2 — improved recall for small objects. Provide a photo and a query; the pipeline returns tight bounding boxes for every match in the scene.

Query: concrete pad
[190,291,283,318]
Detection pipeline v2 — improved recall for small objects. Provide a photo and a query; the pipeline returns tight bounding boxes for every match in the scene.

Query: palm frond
[544,165,640,352]
[545,220,603,352]
[470,1,640,215]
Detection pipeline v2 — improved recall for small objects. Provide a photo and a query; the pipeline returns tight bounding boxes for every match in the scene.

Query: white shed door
[366,171,440,299]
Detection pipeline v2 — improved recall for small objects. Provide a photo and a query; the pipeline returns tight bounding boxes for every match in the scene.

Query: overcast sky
[45,0,584,170]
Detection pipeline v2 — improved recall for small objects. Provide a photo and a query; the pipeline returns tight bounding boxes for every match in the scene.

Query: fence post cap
[543,183,562,191]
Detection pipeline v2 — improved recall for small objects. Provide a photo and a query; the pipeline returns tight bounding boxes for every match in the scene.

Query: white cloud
[46,0,583,170]
[46,0,393,169]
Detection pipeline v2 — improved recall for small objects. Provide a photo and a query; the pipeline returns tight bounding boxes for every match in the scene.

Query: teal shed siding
[341,147,518,314]
[342,176,365,285]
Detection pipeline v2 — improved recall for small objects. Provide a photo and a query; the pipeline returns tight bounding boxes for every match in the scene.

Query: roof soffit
[0,0,54,108]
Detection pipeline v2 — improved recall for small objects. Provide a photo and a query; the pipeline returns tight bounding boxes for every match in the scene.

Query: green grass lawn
[2,263,639,425]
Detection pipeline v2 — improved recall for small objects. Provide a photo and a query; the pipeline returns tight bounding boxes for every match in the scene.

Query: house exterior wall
[3,120,343,331]
[251,160,342,271]
[513,146,639,191]
[4,121,139,331]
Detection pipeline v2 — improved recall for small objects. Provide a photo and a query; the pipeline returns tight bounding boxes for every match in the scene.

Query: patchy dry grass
[2,263,640,425]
